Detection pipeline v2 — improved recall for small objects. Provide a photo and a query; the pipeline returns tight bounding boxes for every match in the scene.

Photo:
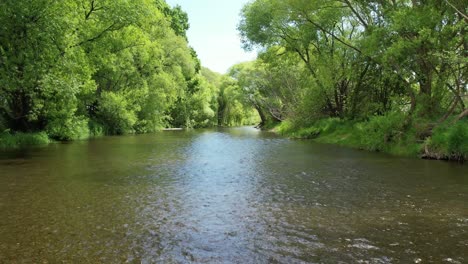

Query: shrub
[277,119,296,134]
[88,119,105,137]
[314,118,343,134]
[429,120,468,160]
[0,131,50,149]
[97,92,137,135]
[46,116,90,141]
[277,118,344,139]
[358,112,406,151]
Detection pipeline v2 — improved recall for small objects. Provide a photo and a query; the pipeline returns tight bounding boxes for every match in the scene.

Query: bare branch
[342,0,369,29]
[444,0,468,20]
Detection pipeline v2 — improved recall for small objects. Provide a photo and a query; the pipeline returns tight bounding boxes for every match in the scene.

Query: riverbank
[275,115,467,162]
[2,119,466,163]
[0,132,50,149]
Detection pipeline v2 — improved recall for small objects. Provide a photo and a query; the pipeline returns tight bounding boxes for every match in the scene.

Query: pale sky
[166,0,257,74]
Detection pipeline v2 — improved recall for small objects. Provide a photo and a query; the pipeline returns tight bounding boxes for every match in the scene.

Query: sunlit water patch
[1,127,467,263]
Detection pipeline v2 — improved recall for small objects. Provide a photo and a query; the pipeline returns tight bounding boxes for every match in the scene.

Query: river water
[0,127,466,263]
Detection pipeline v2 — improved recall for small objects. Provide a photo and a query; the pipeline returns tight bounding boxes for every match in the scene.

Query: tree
[0,0,95,138]
[239,0,467,125]
[0,0,206,138]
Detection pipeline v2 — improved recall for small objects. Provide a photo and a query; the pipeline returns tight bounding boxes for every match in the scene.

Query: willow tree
[239,0,467,122]
[0,0,96,137]
[238,0,399,120]
[1,0,207,138]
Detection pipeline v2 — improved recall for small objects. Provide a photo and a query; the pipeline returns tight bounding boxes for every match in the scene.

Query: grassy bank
[0,131,50,149]
[276,114,467,162]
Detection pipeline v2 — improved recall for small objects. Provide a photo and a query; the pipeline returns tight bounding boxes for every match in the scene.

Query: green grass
[0,131,50,149]
[425,120,468,161]
[277,114,466,161]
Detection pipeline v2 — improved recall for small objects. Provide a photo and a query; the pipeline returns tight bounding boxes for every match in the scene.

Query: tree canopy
[0,0,258,139]
[237,0,467,124]
[1,0,465,159]
[234,0,467,159]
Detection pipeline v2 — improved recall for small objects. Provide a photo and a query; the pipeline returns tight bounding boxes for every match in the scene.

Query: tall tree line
[235,0,466,130]
[0,0,254,140]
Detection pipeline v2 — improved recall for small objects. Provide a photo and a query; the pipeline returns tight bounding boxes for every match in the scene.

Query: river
[0,127,467,263]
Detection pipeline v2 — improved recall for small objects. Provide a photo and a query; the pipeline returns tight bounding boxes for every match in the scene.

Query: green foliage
[0,0,230,142]
[97,92,137,135]
[358,112,407,152]
[238,0,466,160]
[428,121,468,161]
[168,5,190,39]
[0,131,49,149]
[278,118,350,140]
[2,0,464,163]
[277,120,320,139]
[88,119,105,138]
[46,116,90,141]
[216,74,260,127]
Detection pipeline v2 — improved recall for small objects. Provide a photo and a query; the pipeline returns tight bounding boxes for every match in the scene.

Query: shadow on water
[0,127,467,263]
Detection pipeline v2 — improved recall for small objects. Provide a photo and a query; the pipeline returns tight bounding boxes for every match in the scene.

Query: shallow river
[0,127,467,263]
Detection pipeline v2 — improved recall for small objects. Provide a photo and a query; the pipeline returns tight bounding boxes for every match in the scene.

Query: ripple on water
[0,128,467,263]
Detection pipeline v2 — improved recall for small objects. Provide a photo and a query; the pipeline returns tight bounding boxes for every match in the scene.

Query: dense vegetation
[1,0,466,161]
[234,0,467,161]
[0,0,257,148]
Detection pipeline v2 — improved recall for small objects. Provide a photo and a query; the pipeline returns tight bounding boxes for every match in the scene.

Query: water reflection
[0,127,467,263]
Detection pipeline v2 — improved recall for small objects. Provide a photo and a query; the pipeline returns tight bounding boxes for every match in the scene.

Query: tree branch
[303,16,362,54]
[71,22,122,48]
[342,0,369,29]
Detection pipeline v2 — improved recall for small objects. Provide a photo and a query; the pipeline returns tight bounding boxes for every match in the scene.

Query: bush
[276,111,464,161]
[46,116,90,141]
[358,112,406,151]
[276,119,295,134]
[448,122,468,156]
[277,118,344,139]
[97,92,137,135]
[429,120,468,160]
[0,131,50,149]
[88,119,105,137]
[0,116,6,131]
[314,118,343,134]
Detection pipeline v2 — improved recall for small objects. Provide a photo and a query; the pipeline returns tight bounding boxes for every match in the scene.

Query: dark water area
[0,127,467,263]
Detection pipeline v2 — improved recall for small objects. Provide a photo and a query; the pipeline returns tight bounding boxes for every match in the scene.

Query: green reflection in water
[0,127,467,263]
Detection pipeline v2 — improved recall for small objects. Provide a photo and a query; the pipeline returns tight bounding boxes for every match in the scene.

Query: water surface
[0,127,467,263]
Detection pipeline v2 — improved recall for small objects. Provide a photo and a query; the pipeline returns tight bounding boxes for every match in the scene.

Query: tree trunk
[7,90,32,132]
[456,109,468,121]
[253,102,267,127]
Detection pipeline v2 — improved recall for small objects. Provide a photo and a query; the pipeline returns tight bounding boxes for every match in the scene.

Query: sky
[166,0,257,74]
